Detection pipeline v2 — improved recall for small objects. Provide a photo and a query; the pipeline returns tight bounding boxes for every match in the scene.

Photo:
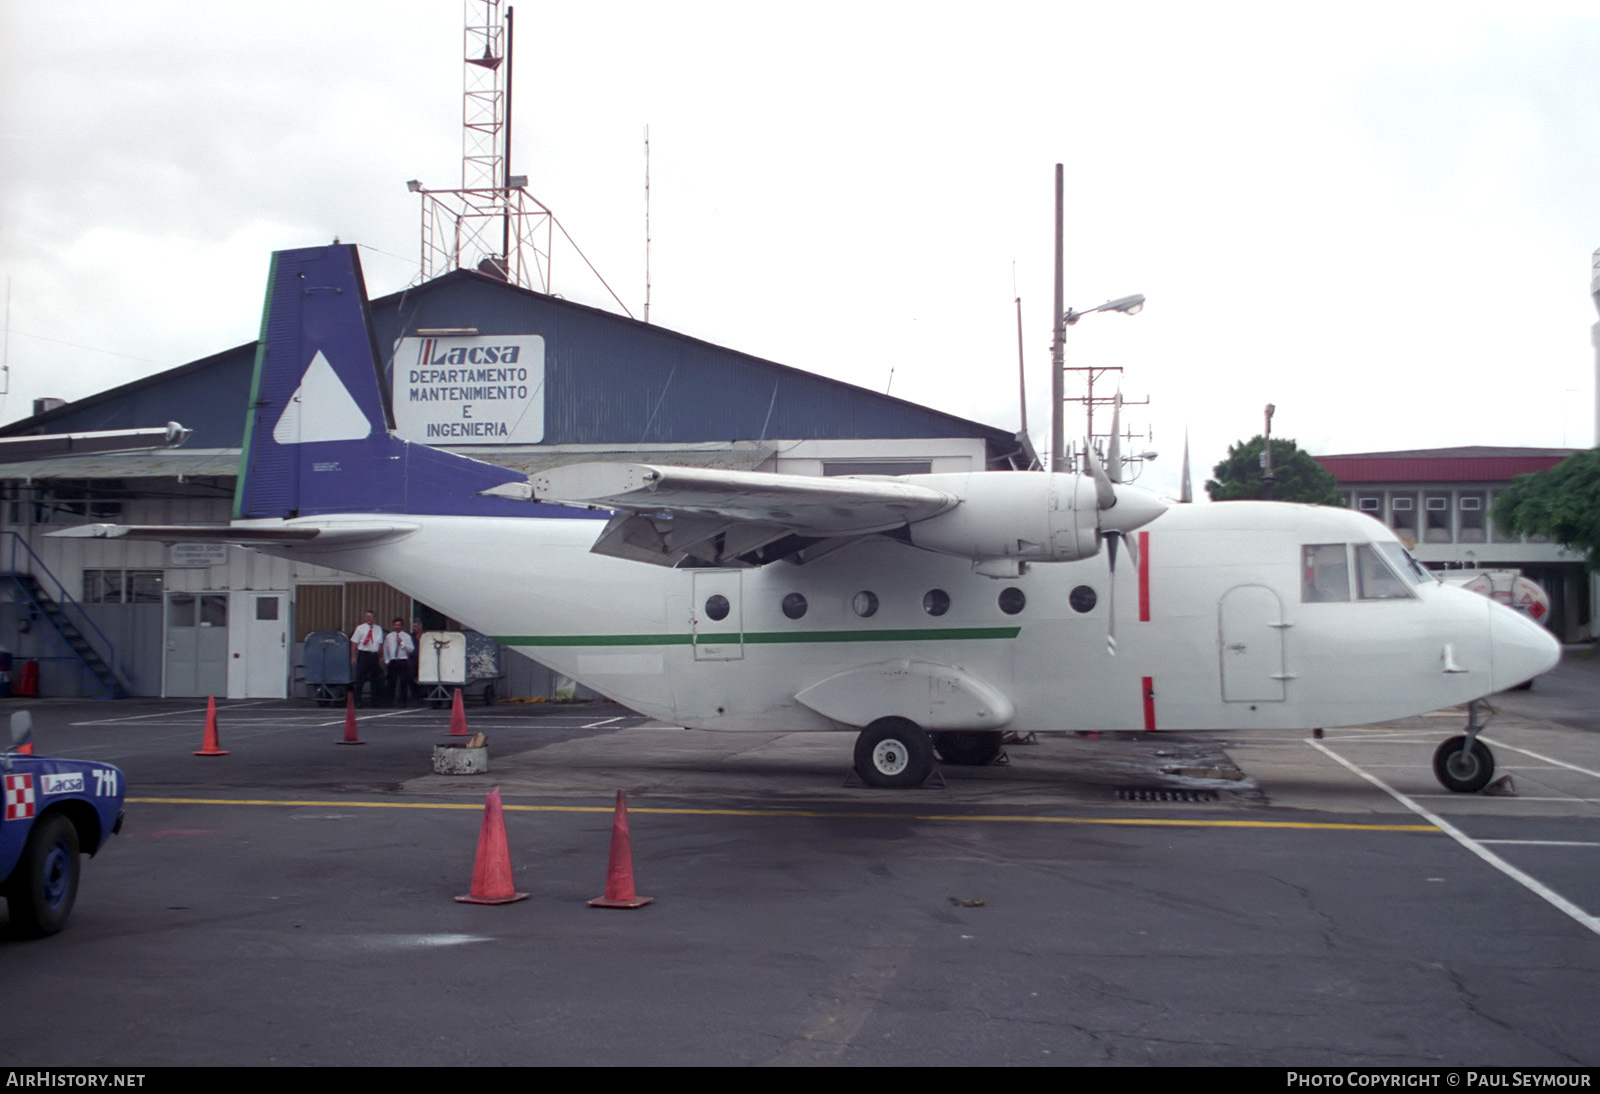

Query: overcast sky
[3,2,1598,500]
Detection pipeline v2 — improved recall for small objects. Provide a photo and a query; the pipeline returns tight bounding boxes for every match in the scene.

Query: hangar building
[0,266,1025,699]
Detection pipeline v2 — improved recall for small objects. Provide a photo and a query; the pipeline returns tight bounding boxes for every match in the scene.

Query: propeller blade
[1179,427,1193,504]
[1085,443,1117,511]
[1122,527,1140,574]
[1106,531,1119,655]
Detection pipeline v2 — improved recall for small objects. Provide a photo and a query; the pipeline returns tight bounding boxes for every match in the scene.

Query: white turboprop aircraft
[57,245,1559,792]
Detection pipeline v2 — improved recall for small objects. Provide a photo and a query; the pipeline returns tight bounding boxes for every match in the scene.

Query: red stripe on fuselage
[1137,530,1150,622]
[1141,675,1156,731]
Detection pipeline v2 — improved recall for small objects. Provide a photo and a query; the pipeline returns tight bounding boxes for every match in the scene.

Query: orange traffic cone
[448,687,469,736]
[193,696,228,756]
[589,789,653,909]
[338,691,364,745]
[455,788,529,905]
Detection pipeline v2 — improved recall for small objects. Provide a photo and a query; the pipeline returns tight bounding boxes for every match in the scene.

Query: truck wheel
[5,813,80,937]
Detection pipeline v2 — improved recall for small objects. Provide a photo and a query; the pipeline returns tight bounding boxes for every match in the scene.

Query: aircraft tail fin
[232,245,533,520]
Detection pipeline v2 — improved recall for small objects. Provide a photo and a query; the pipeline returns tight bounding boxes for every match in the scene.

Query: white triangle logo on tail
[272,351,373,444]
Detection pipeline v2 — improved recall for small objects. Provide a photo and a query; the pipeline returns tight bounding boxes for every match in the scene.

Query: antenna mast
[644,125,652,324]
[412,1,553,291]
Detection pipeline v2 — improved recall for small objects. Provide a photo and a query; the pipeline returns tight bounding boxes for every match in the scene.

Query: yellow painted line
[128,796,1438,833]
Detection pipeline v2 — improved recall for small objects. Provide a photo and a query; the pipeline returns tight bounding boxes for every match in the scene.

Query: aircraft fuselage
[261,499,1557,737]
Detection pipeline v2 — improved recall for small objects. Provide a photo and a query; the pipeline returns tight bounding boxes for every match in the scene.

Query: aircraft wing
[527,462,959,567]
[0,423,191,461]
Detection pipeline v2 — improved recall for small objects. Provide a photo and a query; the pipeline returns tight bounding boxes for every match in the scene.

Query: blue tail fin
[233,245,533,519]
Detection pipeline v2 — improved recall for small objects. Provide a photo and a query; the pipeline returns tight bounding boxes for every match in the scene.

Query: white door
[240,591,290,698]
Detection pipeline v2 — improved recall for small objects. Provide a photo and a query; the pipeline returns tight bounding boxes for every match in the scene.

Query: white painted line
[316,708,418,727]
[582,717,623,729]
[1478,840,1600,848]
[1357,764,1548,771]
[1411,795,1600,803]
[69,699,276,726]
[1480,737,1600,782]
[1309,740,1600,939]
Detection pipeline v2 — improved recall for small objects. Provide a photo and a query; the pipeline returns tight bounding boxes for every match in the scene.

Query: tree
[1492,447,1600,569]
[1205,435,1341,504]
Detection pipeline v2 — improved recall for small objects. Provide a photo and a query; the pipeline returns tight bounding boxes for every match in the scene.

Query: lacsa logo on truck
[41,772,84,795]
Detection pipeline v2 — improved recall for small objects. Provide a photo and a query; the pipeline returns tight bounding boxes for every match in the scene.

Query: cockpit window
[1377,541,1435,586]
[1302,544,1350,602]
[1355,544,1412,599]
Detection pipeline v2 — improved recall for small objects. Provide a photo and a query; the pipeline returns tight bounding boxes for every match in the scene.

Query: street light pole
[1051,165,1066,473]
[1262,402,1276,499]
[1047,165,1144,473]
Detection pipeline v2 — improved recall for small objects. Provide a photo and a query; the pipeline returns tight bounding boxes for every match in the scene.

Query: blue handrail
[0,531,123,699]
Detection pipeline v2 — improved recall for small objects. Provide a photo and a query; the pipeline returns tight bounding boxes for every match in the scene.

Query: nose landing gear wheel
[854,718,935,789]
[1433,734,1495,793]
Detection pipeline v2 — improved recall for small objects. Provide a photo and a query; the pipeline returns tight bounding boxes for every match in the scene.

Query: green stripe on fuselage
[494,626,1021,647]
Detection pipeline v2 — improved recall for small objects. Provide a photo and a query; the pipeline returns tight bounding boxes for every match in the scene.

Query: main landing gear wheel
[932,730,1003,767]
[854,718,935,789]
[1433,734,1495,793]
[5,813,80,937]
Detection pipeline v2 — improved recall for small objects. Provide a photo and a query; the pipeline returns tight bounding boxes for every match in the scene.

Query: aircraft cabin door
[691,570,744,661]
[1218,584,1287,702]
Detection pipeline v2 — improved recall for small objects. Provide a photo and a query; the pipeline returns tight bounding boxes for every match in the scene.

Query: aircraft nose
[1100,484,1169,535]
[1488,601,1561,691]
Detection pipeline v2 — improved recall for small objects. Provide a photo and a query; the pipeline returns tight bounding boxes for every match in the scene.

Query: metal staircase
[0,533,127,699]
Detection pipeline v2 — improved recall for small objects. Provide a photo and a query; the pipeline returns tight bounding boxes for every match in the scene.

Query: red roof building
[1313,446,1591,641]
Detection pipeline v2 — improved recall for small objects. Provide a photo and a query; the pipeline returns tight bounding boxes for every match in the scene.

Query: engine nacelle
[901,472,1102,564]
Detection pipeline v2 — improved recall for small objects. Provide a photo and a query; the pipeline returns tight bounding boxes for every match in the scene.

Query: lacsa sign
[393,335,546,444]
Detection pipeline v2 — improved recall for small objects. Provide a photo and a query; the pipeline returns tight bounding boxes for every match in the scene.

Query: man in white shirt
[382,617,416,708]
[348,609,384,707]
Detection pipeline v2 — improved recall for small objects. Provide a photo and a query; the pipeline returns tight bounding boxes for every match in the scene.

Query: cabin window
[1354,544,1411,600]
[998,587,1026,615]
[851,591,879,618]
[1069,585,1097,614]
[1302,544,1351,602]
[781,593,808,620]
[922,589,950,617]
[703,594,730,622]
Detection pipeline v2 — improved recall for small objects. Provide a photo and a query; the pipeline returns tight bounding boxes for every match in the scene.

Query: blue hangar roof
[0,266,1022,461]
